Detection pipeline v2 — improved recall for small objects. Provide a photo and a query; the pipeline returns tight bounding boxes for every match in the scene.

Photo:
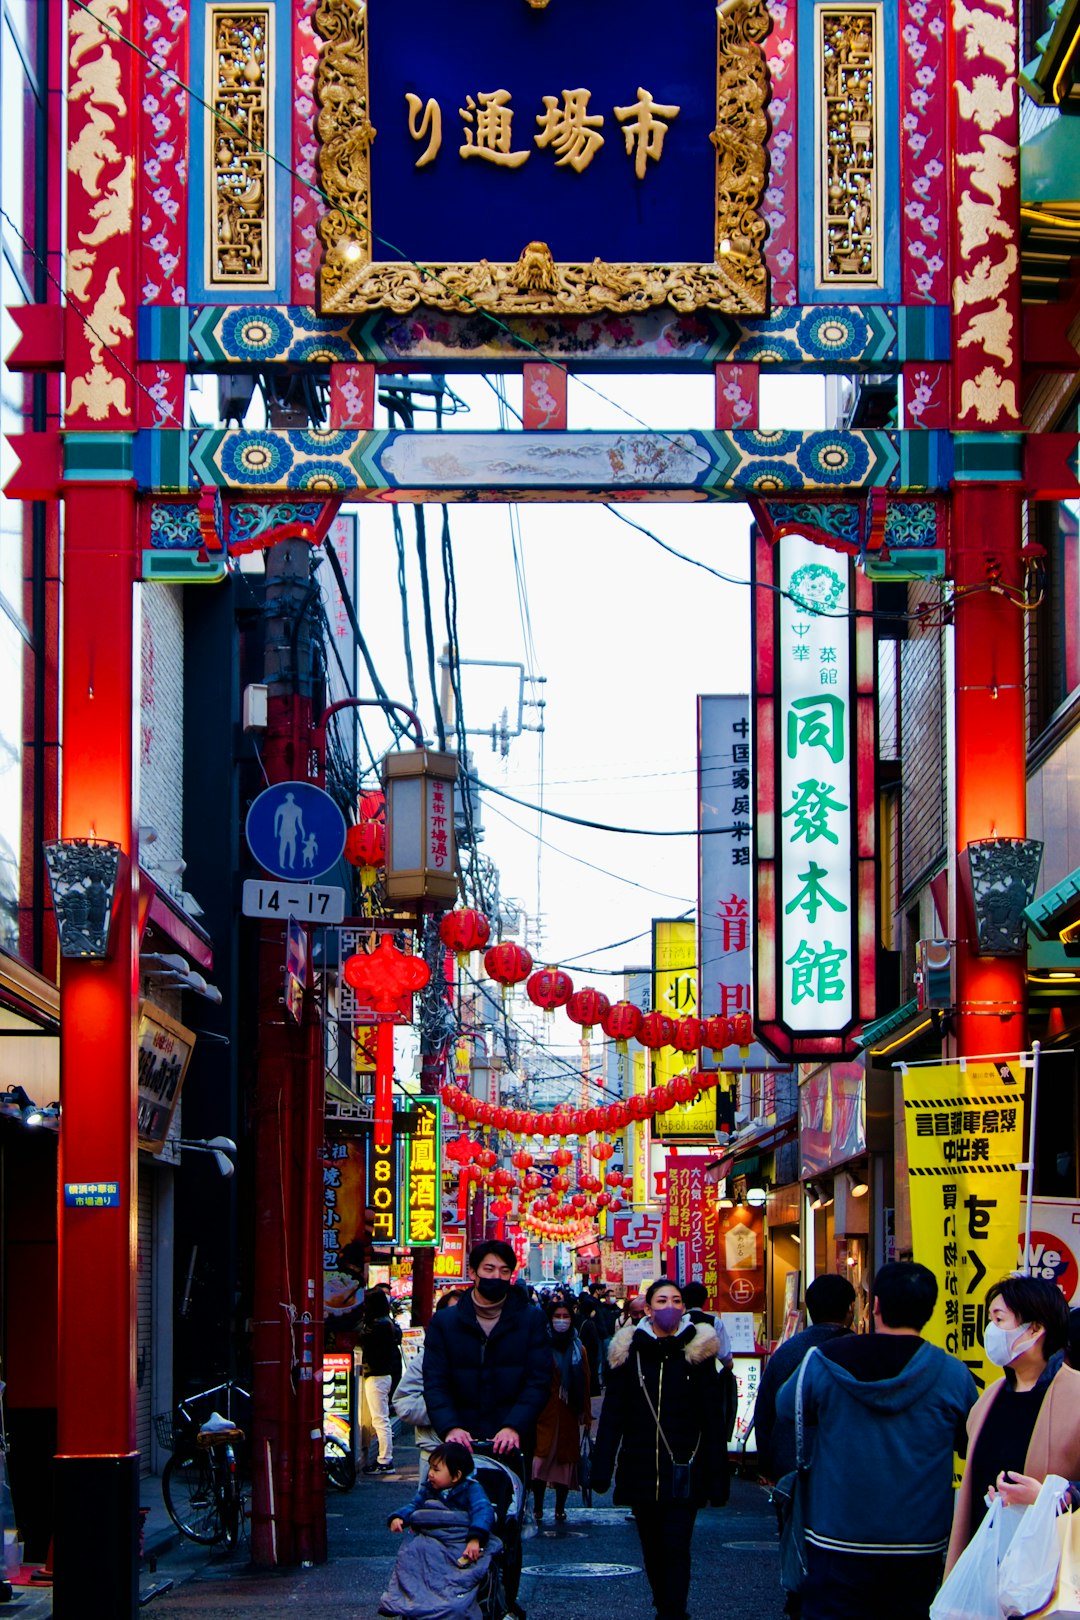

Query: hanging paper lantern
[596,1191,613,1209]
[567,988,611,1038]
[609,1102,630,1129]
[695,1069,719,1091]
[439,907,492,965]
[638,1011,674,1050]
[551,1174,570,1193]
[672,1074,695,1103]
[342,935,430,1148]
[605,1169,623,1188]
[344,821,386,889]
[571,1193,586,1209]
[609,1197,624,1211]
[484,942,533,989]
[476,1103,496,1127]
[652,1085,676,1113]
[702,1015,733,1051]
[460,1094,480,1122]
[358,788,385,823]
[523,1171,543,1193]
[627,1094,650,1121]
[551,1145,574,1168]
[526,967,574,1014]
[620,1173,634,1190]
[511,1148,533,1171]
[491,1197,512,1216]
[670,1016,702,1054]
[476,1147,497,1170]
[492,1167,514,1190]
[731,1011,755,1047]
[602,1000,644,1053]
[579,1174,602,1194]
[592,1139,615,1163]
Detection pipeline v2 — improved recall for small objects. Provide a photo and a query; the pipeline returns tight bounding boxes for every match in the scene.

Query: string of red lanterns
[439,1065,724,1139]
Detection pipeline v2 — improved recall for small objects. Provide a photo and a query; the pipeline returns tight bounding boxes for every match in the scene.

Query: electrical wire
[479,776,746,837]
[483,796,694,903]
[412,503,447,750]
[390,505,421,716]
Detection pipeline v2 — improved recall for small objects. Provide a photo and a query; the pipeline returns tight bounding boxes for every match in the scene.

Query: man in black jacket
[752,1273,855,1480]
[422,1239,551,1457]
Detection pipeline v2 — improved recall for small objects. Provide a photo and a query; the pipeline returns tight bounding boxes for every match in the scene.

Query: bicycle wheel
[324,1435,357,1492]
[162,1451,224,1544]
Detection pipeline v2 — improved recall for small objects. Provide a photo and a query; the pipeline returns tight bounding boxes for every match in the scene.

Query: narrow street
[137,1440,781,1620]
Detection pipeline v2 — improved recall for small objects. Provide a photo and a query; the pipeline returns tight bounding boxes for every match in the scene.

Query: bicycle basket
[154,1412,178,1449]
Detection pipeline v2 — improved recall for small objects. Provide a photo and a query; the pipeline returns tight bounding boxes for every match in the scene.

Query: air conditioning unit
[915,939,954,1010]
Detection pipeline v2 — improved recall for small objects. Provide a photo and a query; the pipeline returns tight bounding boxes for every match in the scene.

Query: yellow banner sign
[653,918,715,1138]
[903,1061,1024,1394]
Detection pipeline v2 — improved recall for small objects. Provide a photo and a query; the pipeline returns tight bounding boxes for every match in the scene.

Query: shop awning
[138,871,214,969]
[853,998,944,1061]
[705,1115,798,1183]
[0,950,60,1107]
[1024,864,1080,946]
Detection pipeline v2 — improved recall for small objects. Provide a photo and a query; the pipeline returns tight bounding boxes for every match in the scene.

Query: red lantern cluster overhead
[567,988,611,1036]
[484,942,533,988]
[602,1000,643,1050]
[527,967,575,1014]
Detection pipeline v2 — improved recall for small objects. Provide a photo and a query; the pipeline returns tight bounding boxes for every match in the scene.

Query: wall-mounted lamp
[959,837,1044,956]
[381,748,460,903]
[179,1135,236,1178]
[141,953,223,1004]
[846,1171,869,1198]
[43,839,125,958]
[1,1085,34,1120]
[26,1102,61,1132]
[746,1181,768,1208]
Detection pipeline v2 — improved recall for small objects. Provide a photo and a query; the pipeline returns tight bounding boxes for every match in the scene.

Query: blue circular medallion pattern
[295,461,349,491]
[292,336,357,363]
[220,307,292,361]
[743,430,800,456]
[745,460,800,491]
[797,432,871,485]
[293,430,354,457]
[795,309,871,361]
[221,431,294,485]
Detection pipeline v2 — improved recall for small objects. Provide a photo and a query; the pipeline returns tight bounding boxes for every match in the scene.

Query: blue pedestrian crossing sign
[245,781,347,881]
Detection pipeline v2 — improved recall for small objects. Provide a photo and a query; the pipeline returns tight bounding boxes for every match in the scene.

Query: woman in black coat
[357,1291,403,1473]
[593,1278,728,1620]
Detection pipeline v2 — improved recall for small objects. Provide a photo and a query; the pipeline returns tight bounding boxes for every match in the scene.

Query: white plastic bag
[998,1475,1069,1618]
[932,1497,1009,1620]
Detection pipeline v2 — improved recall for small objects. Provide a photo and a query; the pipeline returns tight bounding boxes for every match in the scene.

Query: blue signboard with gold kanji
[315,0,770,317]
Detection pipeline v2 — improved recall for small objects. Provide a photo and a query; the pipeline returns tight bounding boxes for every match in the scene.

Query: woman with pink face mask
[945,1275,1080,1573]
[592,1278,729,1620]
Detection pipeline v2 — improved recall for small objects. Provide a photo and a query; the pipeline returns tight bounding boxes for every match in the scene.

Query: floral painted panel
[900,0,948,304]
[763,0,798,307]
[139,0,189,305]
[291,0,325,300]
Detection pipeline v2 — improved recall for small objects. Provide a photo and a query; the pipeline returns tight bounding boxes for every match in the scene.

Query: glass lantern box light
[381,749,460,903]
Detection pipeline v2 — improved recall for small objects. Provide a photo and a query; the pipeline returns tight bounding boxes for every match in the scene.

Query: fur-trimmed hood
[607,1318,719,1369]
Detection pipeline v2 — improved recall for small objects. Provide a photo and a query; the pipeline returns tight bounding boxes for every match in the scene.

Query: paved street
[132,1437,783,1619]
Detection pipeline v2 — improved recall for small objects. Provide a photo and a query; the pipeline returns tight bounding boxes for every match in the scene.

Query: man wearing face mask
[422,1239,551,1459]
[946,1275,1080,1574]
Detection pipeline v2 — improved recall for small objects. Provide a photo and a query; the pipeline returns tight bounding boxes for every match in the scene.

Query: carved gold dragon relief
[314,0,770,315]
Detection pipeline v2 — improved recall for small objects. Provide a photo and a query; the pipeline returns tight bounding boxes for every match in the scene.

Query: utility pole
[250,538,327,1566]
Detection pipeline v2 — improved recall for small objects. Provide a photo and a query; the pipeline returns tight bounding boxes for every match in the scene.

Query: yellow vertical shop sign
[902,1061,1025,1393]
[653,918,715,1137]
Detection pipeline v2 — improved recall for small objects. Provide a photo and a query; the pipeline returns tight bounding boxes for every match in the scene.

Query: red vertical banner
[948,0,1021,425]
[666,1158,709,1286]
[715,1205,766,1313]
[702,1194,721,1311]
[762,0,798,307]
[900,0,949,304]
[138,0,189,306]
[65,0,139,429]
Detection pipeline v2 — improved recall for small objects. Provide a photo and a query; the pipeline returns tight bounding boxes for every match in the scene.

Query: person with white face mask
[945,1276,1080,1574]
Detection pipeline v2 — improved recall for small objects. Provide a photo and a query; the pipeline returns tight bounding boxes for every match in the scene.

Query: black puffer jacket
[422,1286,551,1443]
[592,1320,729,1507]
[358,1315,403,1381]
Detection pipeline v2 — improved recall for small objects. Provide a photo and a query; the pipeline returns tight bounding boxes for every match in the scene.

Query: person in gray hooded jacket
[775,1261,976,1620]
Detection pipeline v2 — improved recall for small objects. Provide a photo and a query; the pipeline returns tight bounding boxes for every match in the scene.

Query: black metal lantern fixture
[42,838,125,958]
[959,837,1044,956]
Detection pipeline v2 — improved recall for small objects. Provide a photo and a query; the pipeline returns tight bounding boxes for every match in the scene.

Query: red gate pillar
[952,486,1028,1057]
[53,480,140,1618]
[54,0,141,1607]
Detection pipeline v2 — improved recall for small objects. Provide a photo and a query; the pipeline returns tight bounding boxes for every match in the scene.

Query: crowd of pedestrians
[352,1245,1080,1620]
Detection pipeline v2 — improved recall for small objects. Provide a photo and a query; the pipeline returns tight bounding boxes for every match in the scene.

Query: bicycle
[323,1408,357,1491]
[157,1381,251,1549]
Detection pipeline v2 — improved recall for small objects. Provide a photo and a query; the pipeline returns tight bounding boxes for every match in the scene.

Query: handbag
[635,1352,701,1502]
[579,1429,594,1507]
[1027,1511,1080,1620]
[773,1348,817,1596]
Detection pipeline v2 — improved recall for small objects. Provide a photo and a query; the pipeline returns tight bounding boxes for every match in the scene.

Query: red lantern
[439,907,491,963]
[551,1145,574,1168]
[609,1102,630,1129]
[476,1147,497,1170]
[344,820,386,888]
[605,1169,623,1187]
[571,1193,586,1209]
[491,1197,512,1216]
[638,1011,674,1050]
[695,1069,718,1090]
[602,1000,643,1051]
[342,936,430,1148]
[596,1191,612,1209]
[567,988,611,1037]
[551,1174,570,1193]
[672,1074,694,1103]
[652,1085,675,1113]
[627,1094,650,1121]
[620,1173,634,1190]
[358,788,385,823]
[484,942,533,988]
[477,1103,495,1126]
[526,967,574,1014]
[702,1015,733,1051]
[592,1139,615,1162]
[522,1172,543,1193]
[609,1197,624,1211]
[583,1108,603,1132]
[511,1149,533,1171]
[732,1011,755,1047]
[492,1167,514,1190]
[670,1016,702,1054]
[460,1094,480,1122]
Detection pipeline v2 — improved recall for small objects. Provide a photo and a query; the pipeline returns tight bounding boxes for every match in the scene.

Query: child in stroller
[380,1442,499,1620]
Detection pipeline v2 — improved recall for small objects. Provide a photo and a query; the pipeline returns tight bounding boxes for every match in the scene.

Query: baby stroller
[471,1442,526,1620]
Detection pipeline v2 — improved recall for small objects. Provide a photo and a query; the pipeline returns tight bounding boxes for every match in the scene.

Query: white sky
[343,368,829,1055]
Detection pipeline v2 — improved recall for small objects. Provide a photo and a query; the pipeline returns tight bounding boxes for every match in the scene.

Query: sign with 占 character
[313,0,771,318]
[752,529,877,1059]
[404,1096,442,1247]
[902,1061,1024,1394]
